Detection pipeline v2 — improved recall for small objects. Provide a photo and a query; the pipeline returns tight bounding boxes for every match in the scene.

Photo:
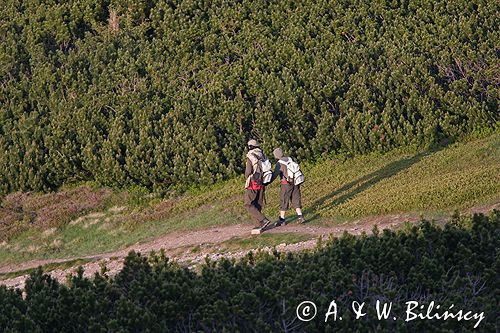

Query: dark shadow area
[303,145,447,223]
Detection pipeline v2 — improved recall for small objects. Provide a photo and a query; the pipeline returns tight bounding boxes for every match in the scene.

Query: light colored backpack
[278,158,305,185]
[259,158,273,184]
[247,149,273,186]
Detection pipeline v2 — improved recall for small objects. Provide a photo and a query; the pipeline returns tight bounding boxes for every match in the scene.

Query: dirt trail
[0,217,401,275]
[1,202,498,290]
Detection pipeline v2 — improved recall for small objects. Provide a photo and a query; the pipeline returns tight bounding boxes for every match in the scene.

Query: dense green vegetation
[1,0,499,194]
[1,134,498,264]
[0,212,498,332]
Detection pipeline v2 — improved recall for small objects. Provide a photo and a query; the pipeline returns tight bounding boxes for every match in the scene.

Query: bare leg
[295,208,302,216]
[280,210,286,219]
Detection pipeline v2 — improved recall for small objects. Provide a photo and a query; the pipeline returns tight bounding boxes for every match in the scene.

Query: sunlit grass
[1,134,498,265]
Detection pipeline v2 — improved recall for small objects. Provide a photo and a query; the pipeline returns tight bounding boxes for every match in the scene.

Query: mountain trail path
[1,202,497,290]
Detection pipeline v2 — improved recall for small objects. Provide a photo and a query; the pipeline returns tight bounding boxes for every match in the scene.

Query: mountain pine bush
[1,0,499,194]
[0,211,498,332]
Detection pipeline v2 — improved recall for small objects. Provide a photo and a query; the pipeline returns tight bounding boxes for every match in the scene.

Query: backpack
[247,149,273,186]
[278,158,305,185]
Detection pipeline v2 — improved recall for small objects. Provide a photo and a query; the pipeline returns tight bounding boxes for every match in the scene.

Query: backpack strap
[247,152,260,173]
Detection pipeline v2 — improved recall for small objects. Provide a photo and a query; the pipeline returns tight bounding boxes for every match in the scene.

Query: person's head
[273,147,284,160]
[247,139,260,150]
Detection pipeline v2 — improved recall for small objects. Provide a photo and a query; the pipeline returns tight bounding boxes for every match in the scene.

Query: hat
[247,139,260,147]
[273,147,284,159]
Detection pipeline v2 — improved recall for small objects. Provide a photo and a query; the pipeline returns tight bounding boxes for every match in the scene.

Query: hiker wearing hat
[244,139,272,230]
[270,147,306,226]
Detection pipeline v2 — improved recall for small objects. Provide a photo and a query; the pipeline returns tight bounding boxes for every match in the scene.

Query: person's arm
[269,162,281,183]
[244,158,253,189]
[245,158,253,178]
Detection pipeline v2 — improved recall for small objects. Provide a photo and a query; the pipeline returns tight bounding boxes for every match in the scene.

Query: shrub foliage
[1,0,499,194]
[0,212,498,332]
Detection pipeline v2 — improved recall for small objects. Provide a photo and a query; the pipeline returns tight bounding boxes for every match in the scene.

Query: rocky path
[1,202,498,290]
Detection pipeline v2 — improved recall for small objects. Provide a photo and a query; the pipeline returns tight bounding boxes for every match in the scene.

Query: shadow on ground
[303,146,446,223]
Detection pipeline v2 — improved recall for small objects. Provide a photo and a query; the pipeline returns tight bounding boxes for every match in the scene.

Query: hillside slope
[0,134,499,267]
[1,0,499,194]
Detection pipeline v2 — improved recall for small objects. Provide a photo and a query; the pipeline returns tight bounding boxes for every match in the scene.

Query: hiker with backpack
[244,139,272,230]
[270,147,306,226]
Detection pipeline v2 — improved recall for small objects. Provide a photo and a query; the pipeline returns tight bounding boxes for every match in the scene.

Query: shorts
[280,183,302,210]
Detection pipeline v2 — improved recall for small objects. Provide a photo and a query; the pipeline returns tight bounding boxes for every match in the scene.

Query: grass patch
[0,207,245,264]
[298,134,500,221]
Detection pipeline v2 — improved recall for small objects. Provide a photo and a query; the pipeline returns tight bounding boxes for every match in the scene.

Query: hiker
[244,139,272,230]
[271,147,306,226]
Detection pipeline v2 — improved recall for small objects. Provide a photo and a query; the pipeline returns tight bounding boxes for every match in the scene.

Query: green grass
[0,207,246,264]
[0,134,499,266]
[300,135,500,221]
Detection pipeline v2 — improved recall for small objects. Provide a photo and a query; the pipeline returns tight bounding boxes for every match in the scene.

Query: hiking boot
[297,216,306,224]
[274,218,286,227]
[260,218,271,230]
